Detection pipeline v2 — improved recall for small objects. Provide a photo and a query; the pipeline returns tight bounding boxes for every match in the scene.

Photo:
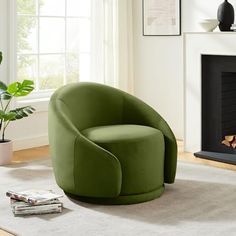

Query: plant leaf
[0,110,4,119]
[0,92,12,100]
[0,111,16,121]
[0,52,2,65]
[10,106,35,120]
[0,81,7,91]
[3,112,16,121]
[7,80,34,97]
[0,81,11,100]
[0,90,12,100]
[7,82,20,94]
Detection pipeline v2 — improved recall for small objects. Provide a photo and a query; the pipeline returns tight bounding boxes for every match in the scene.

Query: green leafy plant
[0,52,35,142]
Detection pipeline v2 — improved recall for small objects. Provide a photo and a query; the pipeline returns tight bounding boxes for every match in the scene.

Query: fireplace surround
[194,55,236,164]
[184,32,236,165]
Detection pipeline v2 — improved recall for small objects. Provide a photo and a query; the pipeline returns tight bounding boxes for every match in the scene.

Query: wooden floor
[178,141,236,171]
[12,141,236,171]
[0,229,15,236]
[12,146,50,163]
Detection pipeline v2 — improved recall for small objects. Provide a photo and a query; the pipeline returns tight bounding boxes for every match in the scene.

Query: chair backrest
[51,82,124,131]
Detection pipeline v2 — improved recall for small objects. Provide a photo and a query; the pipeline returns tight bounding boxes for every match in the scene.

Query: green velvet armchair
[49,82,177,204]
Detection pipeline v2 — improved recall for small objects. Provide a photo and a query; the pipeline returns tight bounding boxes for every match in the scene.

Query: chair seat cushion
[82,125,165,196]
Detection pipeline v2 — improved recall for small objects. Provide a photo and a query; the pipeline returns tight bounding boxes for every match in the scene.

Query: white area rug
[1,159,236,236]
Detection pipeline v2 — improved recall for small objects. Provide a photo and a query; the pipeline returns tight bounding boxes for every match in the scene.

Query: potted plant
[0,51,35,165]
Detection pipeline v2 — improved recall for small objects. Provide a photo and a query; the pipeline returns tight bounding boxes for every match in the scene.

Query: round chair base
[65,185,165,205]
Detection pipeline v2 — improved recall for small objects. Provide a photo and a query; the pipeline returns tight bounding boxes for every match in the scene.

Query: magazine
[6,189,63,205]
[13,206,62,216]
[12,203,62,212]
[11,198,63,210]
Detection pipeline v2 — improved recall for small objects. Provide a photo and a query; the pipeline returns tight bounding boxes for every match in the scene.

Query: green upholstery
[49,82,177,204]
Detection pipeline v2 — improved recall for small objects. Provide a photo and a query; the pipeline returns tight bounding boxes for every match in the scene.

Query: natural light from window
[17,0,91,96]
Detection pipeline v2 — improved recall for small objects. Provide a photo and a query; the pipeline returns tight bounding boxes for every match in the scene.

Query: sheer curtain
[91,0,134,93]
[117,0,134,94]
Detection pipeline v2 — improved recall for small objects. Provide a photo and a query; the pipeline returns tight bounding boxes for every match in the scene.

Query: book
[10,198,63,210]
[11,198,63,216]
[7,189,64,216]
[13,206,62,216]
[6,189,63,205]
[10,198,63,216]
[12,203,62,212]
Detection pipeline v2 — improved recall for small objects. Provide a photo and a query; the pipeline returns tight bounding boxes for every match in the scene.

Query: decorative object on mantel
[199,19,219,32]
[217,0,235,31]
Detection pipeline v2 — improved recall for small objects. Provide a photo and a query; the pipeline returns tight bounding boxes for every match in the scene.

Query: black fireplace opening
[221,72,236,138]
[195,55,236,165]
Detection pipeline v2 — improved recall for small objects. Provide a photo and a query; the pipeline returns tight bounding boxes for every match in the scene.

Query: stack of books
[230,24,236,31]
[6,189,63,216]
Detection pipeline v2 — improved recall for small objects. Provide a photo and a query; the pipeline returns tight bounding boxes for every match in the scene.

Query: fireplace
[194,55,236,164]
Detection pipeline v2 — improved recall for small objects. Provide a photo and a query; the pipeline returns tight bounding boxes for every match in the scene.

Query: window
[16,0,91,97]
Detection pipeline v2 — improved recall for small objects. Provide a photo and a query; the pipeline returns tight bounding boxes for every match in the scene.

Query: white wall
[132,0,236,139]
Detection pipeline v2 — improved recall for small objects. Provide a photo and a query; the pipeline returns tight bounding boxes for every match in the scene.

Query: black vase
[217,0,235,31]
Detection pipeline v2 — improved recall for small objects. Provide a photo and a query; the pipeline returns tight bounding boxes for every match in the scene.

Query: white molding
[184,32,236,35]
[9,0,17,84]
[183,32,187,152]
[184,33,236,153]
[16,97,49,112]
[14,0,91,97]
[13,134,48,151]
[0,0,10,84]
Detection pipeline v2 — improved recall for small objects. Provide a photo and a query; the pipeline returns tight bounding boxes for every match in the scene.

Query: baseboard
[13,135,49,151]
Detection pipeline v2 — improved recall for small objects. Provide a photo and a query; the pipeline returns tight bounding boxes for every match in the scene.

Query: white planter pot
[0,140,13,165]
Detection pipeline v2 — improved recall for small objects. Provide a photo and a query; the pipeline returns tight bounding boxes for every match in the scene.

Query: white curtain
[117,0,134,94]
[91,0,134,93]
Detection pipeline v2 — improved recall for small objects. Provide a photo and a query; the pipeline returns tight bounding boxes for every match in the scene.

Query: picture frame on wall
[142,0,181,36]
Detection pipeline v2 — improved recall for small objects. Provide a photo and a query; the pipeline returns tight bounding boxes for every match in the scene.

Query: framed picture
[142,0,181,36]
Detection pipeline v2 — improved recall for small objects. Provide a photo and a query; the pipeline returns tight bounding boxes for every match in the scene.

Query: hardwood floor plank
[0,229,16,236]
[178,141,236,171]
[12,146,50,163]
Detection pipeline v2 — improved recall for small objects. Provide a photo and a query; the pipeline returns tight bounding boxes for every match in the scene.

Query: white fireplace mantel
[184,32,236,153]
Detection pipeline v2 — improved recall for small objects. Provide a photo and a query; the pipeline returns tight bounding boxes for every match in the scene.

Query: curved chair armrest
[123,95,177,183]
[49,98,122,197]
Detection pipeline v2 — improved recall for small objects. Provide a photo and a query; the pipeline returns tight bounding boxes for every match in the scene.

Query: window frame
[10,0,92,111]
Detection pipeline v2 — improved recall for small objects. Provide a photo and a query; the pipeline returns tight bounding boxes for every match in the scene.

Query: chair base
[65,185,165,205]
